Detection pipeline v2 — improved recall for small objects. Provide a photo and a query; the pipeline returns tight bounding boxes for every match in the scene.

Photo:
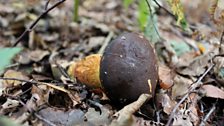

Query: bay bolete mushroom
[68,33,158,104]
[100,33,158,104]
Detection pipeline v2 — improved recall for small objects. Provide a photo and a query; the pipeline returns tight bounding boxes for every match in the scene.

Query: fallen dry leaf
[3,70,29,88]
[1,0,224,125]
[86,36,105,52]
[159,64,174,89]
[202,84,224,99]
[172,110,193,126]
[187,93,200,125]
[30,84,50,107]
[213,56,224,86]
[85,107,111,126]
[110,94,151,126]
[28,49,50,62]
[172,75,193,99]
[1,98,19,109]
[0,98,20,115]
[38,82,80,106]
[0,79,4,96]
[161,94,176,114]
[177,53,213,76]
[38,107,85,126]
[213,0,224,22]
[15,49,31,64]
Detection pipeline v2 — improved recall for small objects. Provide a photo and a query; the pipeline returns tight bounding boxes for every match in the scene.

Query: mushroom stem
[68,54,102,88]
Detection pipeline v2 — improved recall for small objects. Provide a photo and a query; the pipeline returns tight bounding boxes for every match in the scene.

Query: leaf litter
[0,0,224,126]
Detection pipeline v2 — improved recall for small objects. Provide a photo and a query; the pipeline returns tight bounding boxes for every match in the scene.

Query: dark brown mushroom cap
[100,32,158,104]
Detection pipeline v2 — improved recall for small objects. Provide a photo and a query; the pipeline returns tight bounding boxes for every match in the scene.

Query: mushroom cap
[100,33,158,104]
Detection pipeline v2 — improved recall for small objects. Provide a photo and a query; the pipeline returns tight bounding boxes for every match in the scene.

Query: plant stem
[13,0,66,46]
[74,0,79,22]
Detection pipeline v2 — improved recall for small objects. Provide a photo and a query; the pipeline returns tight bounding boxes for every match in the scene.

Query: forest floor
[0,0,224,126]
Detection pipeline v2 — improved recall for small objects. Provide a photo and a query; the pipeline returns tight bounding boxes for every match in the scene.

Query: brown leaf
[161,94,176,114]
[85,107,111,126]
[213,56,224,86]
[213,0,224,23]
[171,75,193,99]
[15,49,31,64]
[159,65,174,89]
[86,36,105,52]
[30,84,50,107]
[0,98,20,114]
[38,82,80,106]
[28,49,50,62]
[177,54,213,76]
[38,107,85,126]
[172,110,193,126]
[187,93,200,125]
[3,70,29,88]
[110,94,151,126]
[202,85,224,99]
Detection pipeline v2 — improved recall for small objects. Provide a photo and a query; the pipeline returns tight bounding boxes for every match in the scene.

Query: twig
[219,29,224,53]
[98,31,114,54]
[1,78,68,125]
[5,63,19,69]
[110,94,151,126]
[166,64,215,126]
[19,100,56,126]
[87,99,104,114]
[0,77,75,86]
[0,77,80,103]
[0,77,35,84]
[13,0,66,46]
[199,104,216,126]
[34,113,57,126]
[152,0,176,20]
[156,110,161,124]
[45,0,51,10]
[144,0,164,41]
[88,99,103,108]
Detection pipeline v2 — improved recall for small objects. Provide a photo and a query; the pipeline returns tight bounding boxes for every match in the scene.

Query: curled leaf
[110,94,151,126]
[202,85,224,99]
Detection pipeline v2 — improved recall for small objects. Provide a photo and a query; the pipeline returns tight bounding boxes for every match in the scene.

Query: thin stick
[45,0,51,10]
[219,29,224,53]
[98,31,114,54]
[144,0,164,41]
[34,113,57,126]
[88,99,103,108]
[166,64,215,126]
[199,104,216,126]
[153,0,176,20]
[13,0,66,46]
[0,77,75,86]
[19,100,56,126]
[0,77,36,84]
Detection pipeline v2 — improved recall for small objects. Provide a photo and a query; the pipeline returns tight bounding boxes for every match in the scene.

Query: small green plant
[123,0,160,43]
[123,0,148,31]
[73,0,79,22]
[122,0,188,31]
[123,0,134,9]
[138,0,149,31]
